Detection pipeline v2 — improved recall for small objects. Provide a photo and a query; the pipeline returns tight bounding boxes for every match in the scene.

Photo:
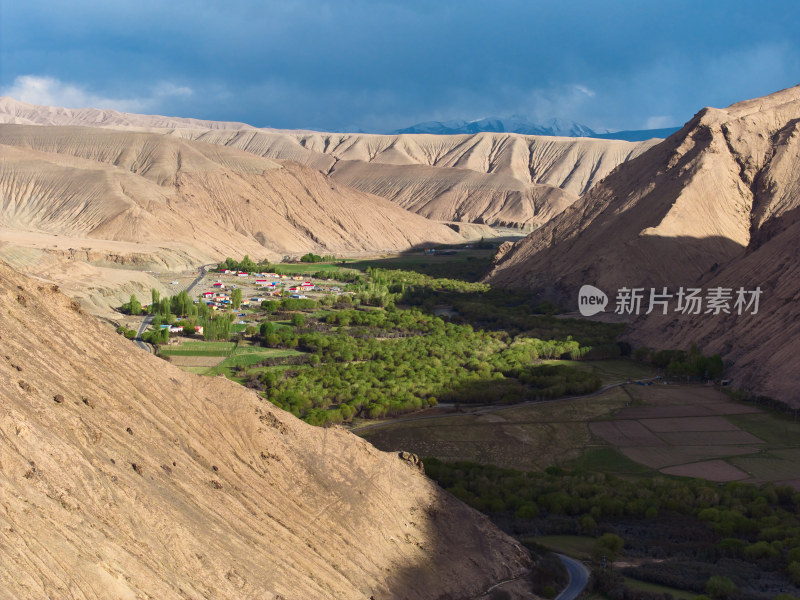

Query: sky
[2,0,799,133]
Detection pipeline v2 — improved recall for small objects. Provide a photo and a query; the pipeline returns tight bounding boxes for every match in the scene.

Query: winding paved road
[132,263,213,353]
[134,315,154,352]
[184,263,215,296]
[555,554,589,600]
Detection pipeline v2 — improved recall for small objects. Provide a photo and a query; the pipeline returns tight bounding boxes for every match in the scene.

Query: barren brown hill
[487,84,800,405]
[180,129,656,228]
[0,97,657,228]
[0,124,462,310]
[0,96,259,130]
[0,260,533,599]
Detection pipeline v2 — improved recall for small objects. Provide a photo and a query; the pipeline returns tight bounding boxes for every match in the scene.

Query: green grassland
[531,535,596,559]
[160,341,236,357]
[542,358,656,385]
[728,412,800,447]
[273,262,360,274]
[622,576,693,600]
[207,345,304,377]
[349,249,496,281]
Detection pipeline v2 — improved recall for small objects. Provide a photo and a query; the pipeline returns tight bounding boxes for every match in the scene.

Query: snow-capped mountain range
[391,115,679,141]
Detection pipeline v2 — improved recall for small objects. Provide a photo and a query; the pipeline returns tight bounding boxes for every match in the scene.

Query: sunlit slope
[0,260,531,599]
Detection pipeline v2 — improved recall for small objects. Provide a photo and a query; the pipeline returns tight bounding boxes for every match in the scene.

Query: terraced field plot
[160,340,303,376]
[590,385,800,485]
[660,459,750,481]
[360,377,800,486]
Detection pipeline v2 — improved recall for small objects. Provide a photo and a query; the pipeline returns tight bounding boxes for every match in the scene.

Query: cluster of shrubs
[425,459,800,599]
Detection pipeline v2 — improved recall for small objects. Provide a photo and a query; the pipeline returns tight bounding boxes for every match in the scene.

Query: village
[203,269,327,308]
[113,261,360,376]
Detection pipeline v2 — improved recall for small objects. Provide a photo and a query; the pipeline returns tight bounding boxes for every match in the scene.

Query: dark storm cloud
[2,0,799,132]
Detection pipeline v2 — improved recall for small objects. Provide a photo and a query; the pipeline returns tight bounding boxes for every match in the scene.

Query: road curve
[184,263,215,296]
[555,553,589,600]
[132,263,213,353]
[135,314,154,352]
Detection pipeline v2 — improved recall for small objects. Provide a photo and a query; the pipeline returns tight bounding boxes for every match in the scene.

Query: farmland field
[206,346,304,377]
[359,386,633,470]
[359,382,800,487]
[660,459,750,481]
[160,341,235,356]
[159,339,304,376]
[166,355,226,368]
[532,535,595,560]
[622,577,693,600]
[542,358,656,385]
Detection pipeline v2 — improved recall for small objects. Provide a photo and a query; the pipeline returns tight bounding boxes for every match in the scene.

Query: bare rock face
[0,260,531,599]
[486,84,800,406]
[493,241,516,264]
[398,451,425,473]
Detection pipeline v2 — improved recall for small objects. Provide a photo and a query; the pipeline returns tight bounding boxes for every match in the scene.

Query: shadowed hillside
[0,259,533,599]
[486,84,800,406]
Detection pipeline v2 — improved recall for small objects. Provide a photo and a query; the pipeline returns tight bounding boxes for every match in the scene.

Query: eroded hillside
[0,260,532,599]
[0,98,658,228]
[0,124,463,312]
[487,84,800,406]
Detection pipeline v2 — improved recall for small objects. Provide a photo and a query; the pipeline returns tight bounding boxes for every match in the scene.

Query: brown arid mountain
[0,124,463,312]
[0,96,259,130]
[0,97,658,228]
[176,129,657,228]
[486,84,800,406]
[0,259,534,599]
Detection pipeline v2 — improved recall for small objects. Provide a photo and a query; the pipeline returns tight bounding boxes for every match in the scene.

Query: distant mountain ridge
[392,115,598,137]
[591,127,681,141]
[0,97,658,229]
[392,115,679,141]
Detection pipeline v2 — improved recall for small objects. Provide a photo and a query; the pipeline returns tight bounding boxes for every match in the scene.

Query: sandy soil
[0,259,533,599]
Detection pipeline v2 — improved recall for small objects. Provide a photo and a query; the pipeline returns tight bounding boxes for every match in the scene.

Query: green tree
[151,288,160,310]
[593,533,624,563]
[241,254,256,272]
[128,294,142,316]
[580,514,597,535]
[705,575,736,599]
[788,561,800,586]
[232,287,243,309]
